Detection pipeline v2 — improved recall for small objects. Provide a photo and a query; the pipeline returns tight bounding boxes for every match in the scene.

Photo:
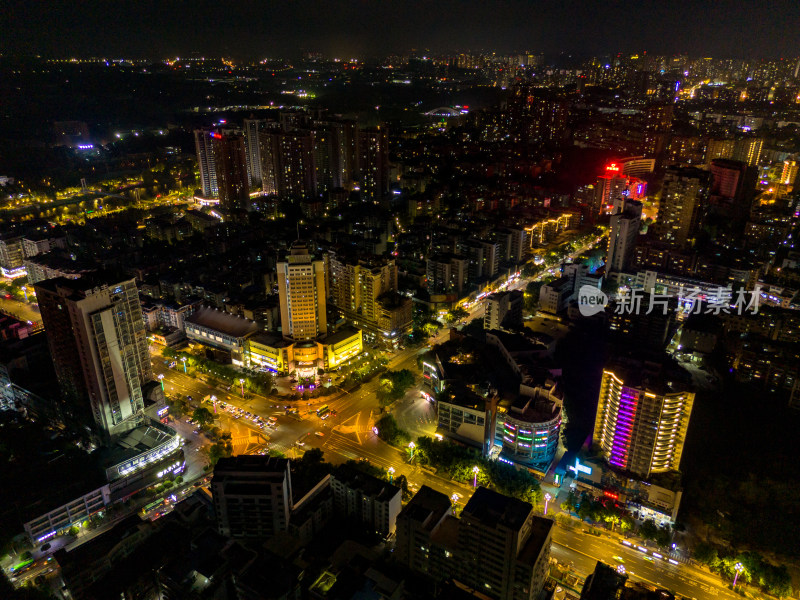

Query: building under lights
[25,274,185,542]
[34,274,156,439]
[496,389,562,472]
[278,240,328,342]
[236,240,365,379]
[593,356,695,478]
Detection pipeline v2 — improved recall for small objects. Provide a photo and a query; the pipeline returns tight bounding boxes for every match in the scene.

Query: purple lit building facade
[593,360,695,478]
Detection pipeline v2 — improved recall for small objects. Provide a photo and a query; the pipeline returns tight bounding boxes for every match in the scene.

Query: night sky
[3,0,800,59]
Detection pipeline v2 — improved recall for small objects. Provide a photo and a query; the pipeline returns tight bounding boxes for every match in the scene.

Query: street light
[451,493,459,505]
[387,467,395,483]
[472,465,480,487]
[239,378,245,398]
[157,373,164,391]
[180,356,187,373]
[733,562,744,587]
[544,492,552,515]
[210,395,217,414]
[408,441,415,459]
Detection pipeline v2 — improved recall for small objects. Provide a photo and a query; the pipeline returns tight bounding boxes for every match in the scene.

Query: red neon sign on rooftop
[606,163,620,172]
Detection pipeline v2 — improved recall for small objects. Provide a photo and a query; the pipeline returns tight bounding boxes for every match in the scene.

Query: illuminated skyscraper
[781,158,798,186]
[606,198,642,273]
[259,131,317,199]
[194,129,218,198]
[641,103,673,158]
[732,137,764,167]
[277,241,327,341]
[704,138,735,163]
[654,166,711,248]
[594,164,646,215]
[594,357,694,478]
[243,119,266,188]
[358,127,389,201]
[328,253,410,340]
[34,275,154,438]
[212,132,250,212]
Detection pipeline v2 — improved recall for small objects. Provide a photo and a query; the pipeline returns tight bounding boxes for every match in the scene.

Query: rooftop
[461,486,532,532]
[185,306,261,339]
[604,354,693,395]
[248,331,293,348]
[515,516,554,567]
[213,455,289,476]
[33,271,133,298]
[99,420,180,470]
[507,392,561,423]
[438,382,487,412]
[488,290,523,301]
[397,485,451,531]
[323,325,362,346]
[333,466,401,502]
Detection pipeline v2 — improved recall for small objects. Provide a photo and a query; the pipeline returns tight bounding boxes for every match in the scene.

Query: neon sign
[606,163,620,172]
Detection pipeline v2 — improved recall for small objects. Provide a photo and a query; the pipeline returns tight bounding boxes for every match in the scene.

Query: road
[0,296,41,326]
[552,526,743,600]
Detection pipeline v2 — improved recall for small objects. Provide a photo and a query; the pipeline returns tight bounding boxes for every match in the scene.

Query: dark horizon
[3,0,800,61]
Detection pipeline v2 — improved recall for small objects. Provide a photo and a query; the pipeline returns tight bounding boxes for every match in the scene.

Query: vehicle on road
[315,432,324,437]
[612,556,625,563]
[296,440,305,446]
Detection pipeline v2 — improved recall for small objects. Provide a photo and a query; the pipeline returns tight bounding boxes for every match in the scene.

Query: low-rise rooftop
[185,306,261,339]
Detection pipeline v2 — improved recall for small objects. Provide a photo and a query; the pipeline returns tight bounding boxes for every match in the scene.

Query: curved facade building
[498,390,562,470]
[594,358,695,478]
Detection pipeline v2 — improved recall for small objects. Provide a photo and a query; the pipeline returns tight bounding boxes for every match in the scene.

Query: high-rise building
[277,241,327,341]
[0,235,25,278]
[781,158,798,186]
[593,356,695,478]
[426,254,468,296]
[704,138,735,163]
[491,227,528,264]
[484,290,524,330]
[328,253,410,339]
[330,118,359,189]
[654,166,711,248]
[312,127,336,194]
[260,131,317,199]
[606,198,643,273]
[212,132,250,212]
[211,455,292,539]
[358,127,389,201]
[594,166,646,215]
[330,468,402,537]
[709,159,748,203]
[243,119,266,188]
[507,86,568,143]
[194,129,218,198]
[34,275,153,438]
[641,103,673,158]
[395,486,553,600]
[458,239,500,282]
[732,137,764,167]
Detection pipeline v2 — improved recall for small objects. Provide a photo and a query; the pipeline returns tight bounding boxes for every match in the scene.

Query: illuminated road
[551,526,743,599]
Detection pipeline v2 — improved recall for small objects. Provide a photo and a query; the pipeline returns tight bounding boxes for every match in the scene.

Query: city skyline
[1,5,800,598]
[3,1,800,60]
